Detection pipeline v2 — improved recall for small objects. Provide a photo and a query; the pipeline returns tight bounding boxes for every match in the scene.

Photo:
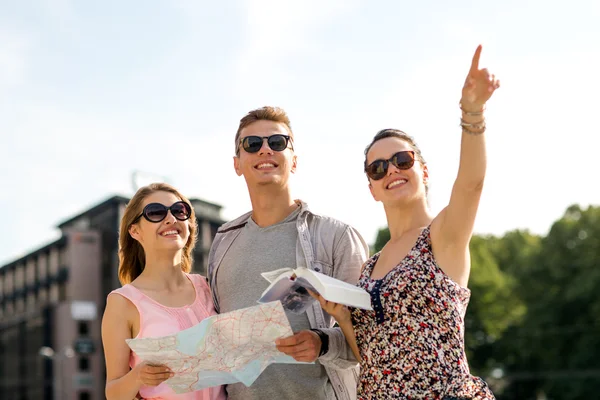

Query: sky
[1,0,599,265]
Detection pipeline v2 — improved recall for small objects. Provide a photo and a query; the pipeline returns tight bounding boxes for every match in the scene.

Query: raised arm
[102,294,173,400]
[432,45,500,286]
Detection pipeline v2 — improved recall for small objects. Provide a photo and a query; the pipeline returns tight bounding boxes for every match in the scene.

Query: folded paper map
[126,301,300,393]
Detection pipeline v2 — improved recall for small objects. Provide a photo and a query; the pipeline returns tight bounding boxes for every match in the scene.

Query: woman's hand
[309,290,352,324]
[461,45,500,112]
[308,290,362,362]
[134,361,174,387]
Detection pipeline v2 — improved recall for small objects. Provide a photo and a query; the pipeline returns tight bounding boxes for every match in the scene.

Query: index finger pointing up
[470,44,483,73]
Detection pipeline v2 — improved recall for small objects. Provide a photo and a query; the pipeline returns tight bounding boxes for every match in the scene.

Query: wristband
[310,329,329,357]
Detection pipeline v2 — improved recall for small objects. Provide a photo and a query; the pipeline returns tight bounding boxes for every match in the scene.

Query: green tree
[501,205,600,399]
[465,235,527,379]
[372,227,390,253]
[476,230,542,399]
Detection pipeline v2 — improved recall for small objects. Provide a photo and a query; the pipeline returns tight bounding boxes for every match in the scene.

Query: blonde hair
[235,106,293,155]
[118,183,198,285]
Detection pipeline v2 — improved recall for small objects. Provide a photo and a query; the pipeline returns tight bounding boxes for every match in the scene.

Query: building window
[58,283,67,301]
[78,357,90,371]
[210,223,219,240]
[78,322,89,336]
[15,265,24,289]
[59,247,68,267]
[16,298,25,313]
[49,249,59,275]
[38,287,47,304]
[78,392,91,400]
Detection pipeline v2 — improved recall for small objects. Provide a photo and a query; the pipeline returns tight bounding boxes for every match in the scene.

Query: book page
[259,269,372,312]
[300,269,365,293]
[297,269,372,310]
[258,277,316,314]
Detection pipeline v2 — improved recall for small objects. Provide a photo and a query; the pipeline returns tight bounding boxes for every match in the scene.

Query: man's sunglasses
[365,151,415,181]
[240,134,293,154]
[133,201,192,223]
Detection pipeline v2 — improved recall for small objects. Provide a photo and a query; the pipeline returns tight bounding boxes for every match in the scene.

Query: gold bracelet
[462,126,486,135]
[460,118,486,130]
[459,102,486,116]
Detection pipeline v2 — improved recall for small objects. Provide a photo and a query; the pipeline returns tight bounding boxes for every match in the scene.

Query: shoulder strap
[109,284,144,304]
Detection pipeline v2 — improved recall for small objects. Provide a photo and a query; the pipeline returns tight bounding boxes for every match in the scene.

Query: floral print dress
[351,226,495,399]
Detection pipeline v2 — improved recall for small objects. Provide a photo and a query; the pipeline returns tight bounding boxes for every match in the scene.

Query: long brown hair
[118,183,198,285]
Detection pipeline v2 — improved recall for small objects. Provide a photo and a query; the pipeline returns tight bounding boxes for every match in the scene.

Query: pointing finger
[470,44,482,74]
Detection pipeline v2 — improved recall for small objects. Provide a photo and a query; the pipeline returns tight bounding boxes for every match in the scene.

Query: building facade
[0,195,225,400]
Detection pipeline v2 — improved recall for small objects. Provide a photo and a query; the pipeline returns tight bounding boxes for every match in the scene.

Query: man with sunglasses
[207,106,369,400]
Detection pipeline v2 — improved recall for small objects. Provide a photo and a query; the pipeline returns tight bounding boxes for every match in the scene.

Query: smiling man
[207,106,369,400]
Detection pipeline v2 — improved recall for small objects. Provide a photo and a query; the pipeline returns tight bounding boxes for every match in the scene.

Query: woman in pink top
[101,183,226,400]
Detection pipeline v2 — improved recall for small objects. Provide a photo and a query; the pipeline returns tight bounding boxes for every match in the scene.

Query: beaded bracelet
[460,118,486,130]
[462,126,486,136]
[459,103,486,116]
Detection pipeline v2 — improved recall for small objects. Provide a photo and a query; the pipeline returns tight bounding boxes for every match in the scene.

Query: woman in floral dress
[312,45,499,399]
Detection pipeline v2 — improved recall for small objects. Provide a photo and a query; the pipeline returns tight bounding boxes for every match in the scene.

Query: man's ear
[233,156,242,177]
[290,154,297,174]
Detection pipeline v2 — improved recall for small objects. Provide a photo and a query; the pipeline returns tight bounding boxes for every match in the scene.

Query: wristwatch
[310,329,329,357]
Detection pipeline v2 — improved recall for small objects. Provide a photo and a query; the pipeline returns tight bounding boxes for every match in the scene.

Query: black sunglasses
[240,134,293,154]
[365,151,415,181]
[133,201,192,223]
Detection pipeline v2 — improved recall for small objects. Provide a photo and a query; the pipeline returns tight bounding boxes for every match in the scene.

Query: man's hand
[275,330,322,362]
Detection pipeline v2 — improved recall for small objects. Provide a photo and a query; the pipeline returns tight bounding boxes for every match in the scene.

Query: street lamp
[39,346,75,399]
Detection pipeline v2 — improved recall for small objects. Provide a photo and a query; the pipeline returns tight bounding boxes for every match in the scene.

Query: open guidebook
[258,268,373,314]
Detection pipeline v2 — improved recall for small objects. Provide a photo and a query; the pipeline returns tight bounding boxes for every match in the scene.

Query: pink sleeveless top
[110,273,226,400]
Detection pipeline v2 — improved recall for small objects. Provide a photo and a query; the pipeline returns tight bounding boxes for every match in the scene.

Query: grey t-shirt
[216,207,331,400]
